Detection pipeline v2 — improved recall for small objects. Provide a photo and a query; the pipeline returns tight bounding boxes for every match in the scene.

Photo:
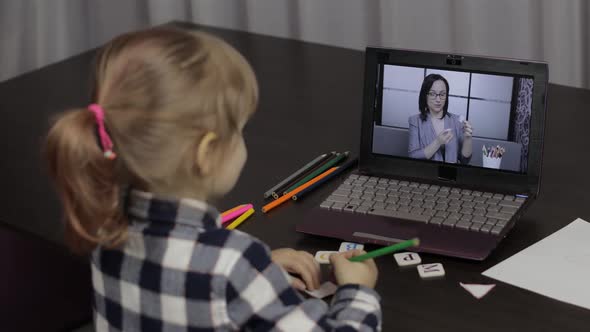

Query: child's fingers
[302,251,320,271]
[348,249,376,268]
[292,252,321,290]
[362,256,378,271]
[350,249,367,257]
[276,251,320,290]
[300,252,321,289]
[331,249,364,263]
[329,251,347,264]
[290,276,307,291]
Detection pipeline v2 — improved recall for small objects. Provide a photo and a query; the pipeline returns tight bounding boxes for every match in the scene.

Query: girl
[45,27,381,331]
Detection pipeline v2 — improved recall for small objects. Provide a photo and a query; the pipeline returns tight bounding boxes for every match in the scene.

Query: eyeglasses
[427,92,447,99]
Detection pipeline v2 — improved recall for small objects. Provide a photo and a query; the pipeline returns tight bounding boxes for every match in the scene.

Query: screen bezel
[359,47,548,195]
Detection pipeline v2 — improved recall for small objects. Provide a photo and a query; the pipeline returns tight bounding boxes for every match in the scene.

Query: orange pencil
[221,204,245,217]
[262,167,338,213]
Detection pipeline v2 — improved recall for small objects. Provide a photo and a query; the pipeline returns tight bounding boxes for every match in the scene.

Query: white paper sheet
[483,218,590,310]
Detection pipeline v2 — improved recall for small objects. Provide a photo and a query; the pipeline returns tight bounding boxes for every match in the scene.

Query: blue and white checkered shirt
[92,189,382,331]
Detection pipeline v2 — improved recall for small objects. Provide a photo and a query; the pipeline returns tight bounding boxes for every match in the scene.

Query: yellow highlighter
[225,208,255,230]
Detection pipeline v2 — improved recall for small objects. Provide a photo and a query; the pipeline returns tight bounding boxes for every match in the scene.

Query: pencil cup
[482,154,502,169]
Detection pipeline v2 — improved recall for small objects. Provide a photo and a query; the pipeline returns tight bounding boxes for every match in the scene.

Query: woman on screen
[408,74,473,164]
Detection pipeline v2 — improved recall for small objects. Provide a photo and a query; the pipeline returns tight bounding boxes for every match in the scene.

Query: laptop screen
[372,64,534,174]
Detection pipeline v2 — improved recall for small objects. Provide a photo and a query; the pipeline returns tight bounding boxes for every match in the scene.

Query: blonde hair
[45,27,258,254]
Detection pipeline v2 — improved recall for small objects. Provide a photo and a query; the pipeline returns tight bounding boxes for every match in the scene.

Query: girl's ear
[194,132,218,177]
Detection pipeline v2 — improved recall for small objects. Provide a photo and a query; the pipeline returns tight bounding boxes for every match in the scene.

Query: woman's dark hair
[418,74,450,121]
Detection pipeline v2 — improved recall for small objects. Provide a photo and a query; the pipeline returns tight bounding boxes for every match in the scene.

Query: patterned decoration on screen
[514,78,533,172]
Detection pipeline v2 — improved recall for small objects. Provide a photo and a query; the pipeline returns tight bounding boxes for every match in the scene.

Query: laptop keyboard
[320,174,526,236]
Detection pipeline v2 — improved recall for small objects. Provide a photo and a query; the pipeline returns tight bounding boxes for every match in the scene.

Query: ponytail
[45,109,127,254]
[43,28,260,254]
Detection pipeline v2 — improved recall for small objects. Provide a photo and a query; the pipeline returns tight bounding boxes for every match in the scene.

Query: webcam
[446,55,463,66]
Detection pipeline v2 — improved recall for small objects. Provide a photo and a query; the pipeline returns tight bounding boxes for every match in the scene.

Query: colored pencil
[221,204,253,224]
[225,208,255,230]
[221,204,245,217]
[348,238,420,262]
[284,151,349,194]
[271,151,336,199]
[292,158,358,201]
[263,153,328,199]
[275,151,337,197]
[272,152,335,199]
[262,167,338,213]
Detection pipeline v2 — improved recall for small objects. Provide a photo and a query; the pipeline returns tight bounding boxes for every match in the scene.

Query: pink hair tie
[88,104,116,160]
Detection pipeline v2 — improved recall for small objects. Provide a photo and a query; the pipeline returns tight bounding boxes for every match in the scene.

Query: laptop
[296,47,548,260]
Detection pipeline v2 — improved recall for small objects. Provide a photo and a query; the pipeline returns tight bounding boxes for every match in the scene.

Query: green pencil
[349,238,420,262]
[284,151,349,194]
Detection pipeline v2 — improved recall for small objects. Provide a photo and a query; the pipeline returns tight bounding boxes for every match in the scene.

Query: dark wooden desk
[1,22,589,331]
[0,224,91,331]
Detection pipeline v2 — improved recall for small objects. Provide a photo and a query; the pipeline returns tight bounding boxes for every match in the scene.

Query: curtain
[1,0,589,88]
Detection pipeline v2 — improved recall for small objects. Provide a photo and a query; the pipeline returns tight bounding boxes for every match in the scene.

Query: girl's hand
[329,249,378,289]
[271,248,321,290]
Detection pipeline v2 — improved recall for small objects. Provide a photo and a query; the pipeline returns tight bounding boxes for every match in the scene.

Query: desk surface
[1,22,589,331]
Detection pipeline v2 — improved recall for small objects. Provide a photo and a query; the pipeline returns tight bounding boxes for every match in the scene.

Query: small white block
[417,263,445,279]
[394,252,422,266]
[314,251,338,264]
[339,242,364,252]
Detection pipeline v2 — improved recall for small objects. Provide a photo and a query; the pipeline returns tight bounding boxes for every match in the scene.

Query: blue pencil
[291,158,358,201]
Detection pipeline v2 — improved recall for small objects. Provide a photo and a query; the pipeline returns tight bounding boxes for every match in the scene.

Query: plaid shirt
[92,190,382,331]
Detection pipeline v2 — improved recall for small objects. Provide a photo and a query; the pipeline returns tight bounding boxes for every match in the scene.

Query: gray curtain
[1,0,589,88]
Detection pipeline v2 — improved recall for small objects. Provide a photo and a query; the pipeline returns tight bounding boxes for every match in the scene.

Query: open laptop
[296,47,548,260]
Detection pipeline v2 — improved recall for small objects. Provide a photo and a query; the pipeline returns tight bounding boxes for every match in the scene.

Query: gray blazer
[408,112,471,164]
